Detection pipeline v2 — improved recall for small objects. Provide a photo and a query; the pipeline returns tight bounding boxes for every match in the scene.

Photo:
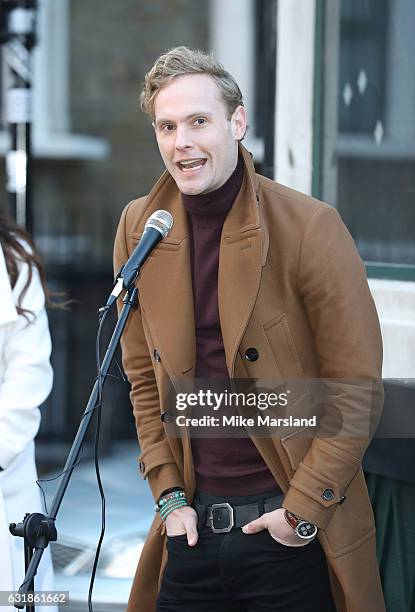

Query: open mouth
[176,159,207,173]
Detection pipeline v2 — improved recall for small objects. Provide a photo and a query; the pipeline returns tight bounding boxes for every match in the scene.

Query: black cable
[36,359,124,521]
[36,447,85,516]
[87,305,111,612]
[36,372,121,515]
[24,305,120,600]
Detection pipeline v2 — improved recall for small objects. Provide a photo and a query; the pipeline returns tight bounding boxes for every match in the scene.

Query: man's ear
[231,105,247,141]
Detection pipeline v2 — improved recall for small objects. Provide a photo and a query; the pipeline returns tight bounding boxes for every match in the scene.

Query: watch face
[296,521,318,539]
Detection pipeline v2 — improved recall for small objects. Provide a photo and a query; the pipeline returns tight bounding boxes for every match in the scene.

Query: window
[0,0,108,159]
[336,0,415,276]
[274,0,415,379]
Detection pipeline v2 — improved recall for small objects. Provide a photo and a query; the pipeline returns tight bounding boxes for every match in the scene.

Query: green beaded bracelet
[159,498,189,521]
[155,490,189,521]
[154,490,186,512]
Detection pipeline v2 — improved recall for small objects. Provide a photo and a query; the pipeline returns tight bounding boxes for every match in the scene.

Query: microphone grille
[145,210,173,239]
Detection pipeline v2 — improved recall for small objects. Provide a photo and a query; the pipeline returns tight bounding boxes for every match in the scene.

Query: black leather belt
[194,493,284,533]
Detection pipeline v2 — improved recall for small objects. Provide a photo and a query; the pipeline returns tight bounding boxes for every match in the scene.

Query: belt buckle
[207,502,234,533]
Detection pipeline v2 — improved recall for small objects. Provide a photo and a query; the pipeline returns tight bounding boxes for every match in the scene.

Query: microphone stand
[9,286,139,611]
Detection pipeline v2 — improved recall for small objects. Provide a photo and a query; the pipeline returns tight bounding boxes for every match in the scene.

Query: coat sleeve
[282,205,384,529]
[113,202,185,502]
[0,261,53,469]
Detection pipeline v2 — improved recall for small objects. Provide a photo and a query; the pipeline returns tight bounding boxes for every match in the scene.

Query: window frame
[0,0,109,160]
[314,0,415,282]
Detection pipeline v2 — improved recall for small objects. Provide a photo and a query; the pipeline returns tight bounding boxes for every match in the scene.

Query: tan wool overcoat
[114,144,386,612]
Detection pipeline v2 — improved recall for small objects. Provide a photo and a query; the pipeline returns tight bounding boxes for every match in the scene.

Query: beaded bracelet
[158,487,183,498]
[154,489,189,521]
[160,498,189,521]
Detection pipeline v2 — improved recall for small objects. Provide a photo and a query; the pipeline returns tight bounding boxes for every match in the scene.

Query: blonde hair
[140,46,244,120]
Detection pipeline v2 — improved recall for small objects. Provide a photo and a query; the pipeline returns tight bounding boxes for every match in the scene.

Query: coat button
[339,495,346,504]
[161,412,173,423]
[154,349,161,362]
[322,488,334,501]
[245,347,259,362]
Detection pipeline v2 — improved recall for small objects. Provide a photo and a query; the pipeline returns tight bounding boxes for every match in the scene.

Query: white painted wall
[274,0,316,193]
[209,0,264,161]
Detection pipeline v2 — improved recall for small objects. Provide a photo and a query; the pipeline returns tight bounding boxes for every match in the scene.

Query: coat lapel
[136,144,266,380]
[133,173,196,380]
[218,145,265,376]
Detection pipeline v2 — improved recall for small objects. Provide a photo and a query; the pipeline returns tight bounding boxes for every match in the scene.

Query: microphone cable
[87,303,111,612]
[35,302,124,612]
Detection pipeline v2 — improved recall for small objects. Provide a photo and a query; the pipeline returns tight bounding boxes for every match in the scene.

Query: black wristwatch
[284,510,318,540]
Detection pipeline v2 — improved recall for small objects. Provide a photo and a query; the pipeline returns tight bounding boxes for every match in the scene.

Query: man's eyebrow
[155,112,214,127]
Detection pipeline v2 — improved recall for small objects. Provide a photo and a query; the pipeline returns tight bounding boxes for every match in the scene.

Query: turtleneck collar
[181,153,244,218]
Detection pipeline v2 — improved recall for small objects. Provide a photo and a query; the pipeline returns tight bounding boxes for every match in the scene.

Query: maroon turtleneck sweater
[181,155,281,496]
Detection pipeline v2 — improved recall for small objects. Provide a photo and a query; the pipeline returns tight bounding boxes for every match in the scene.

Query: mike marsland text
[175,414,317,428]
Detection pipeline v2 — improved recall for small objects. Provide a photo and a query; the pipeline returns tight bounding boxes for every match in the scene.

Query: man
[114,47,385,612]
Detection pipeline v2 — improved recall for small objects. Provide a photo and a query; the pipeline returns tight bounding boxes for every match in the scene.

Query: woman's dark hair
[0,208,56,318]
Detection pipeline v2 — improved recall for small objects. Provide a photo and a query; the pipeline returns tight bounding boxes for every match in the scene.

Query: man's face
[153,73,246,195]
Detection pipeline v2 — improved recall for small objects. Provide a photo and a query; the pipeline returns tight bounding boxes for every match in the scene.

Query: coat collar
[134,143,266,378]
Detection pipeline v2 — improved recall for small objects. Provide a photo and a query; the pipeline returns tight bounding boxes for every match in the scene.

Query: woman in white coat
[0,210,57,611]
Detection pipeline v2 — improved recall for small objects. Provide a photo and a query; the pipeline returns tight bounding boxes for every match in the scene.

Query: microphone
[107,210,173,307]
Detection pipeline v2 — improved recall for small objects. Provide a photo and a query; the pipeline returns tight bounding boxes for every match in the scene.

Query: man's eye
[194,118,206,126]
[161,124,175,131]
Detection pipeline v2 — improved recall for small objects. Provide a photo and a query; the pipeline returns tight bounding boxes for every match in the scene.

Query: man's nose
[175,125,193,150]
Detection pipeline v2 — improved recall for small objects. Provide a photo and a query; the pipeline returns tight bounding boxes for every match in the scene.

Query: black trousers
[156,490,337,612]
